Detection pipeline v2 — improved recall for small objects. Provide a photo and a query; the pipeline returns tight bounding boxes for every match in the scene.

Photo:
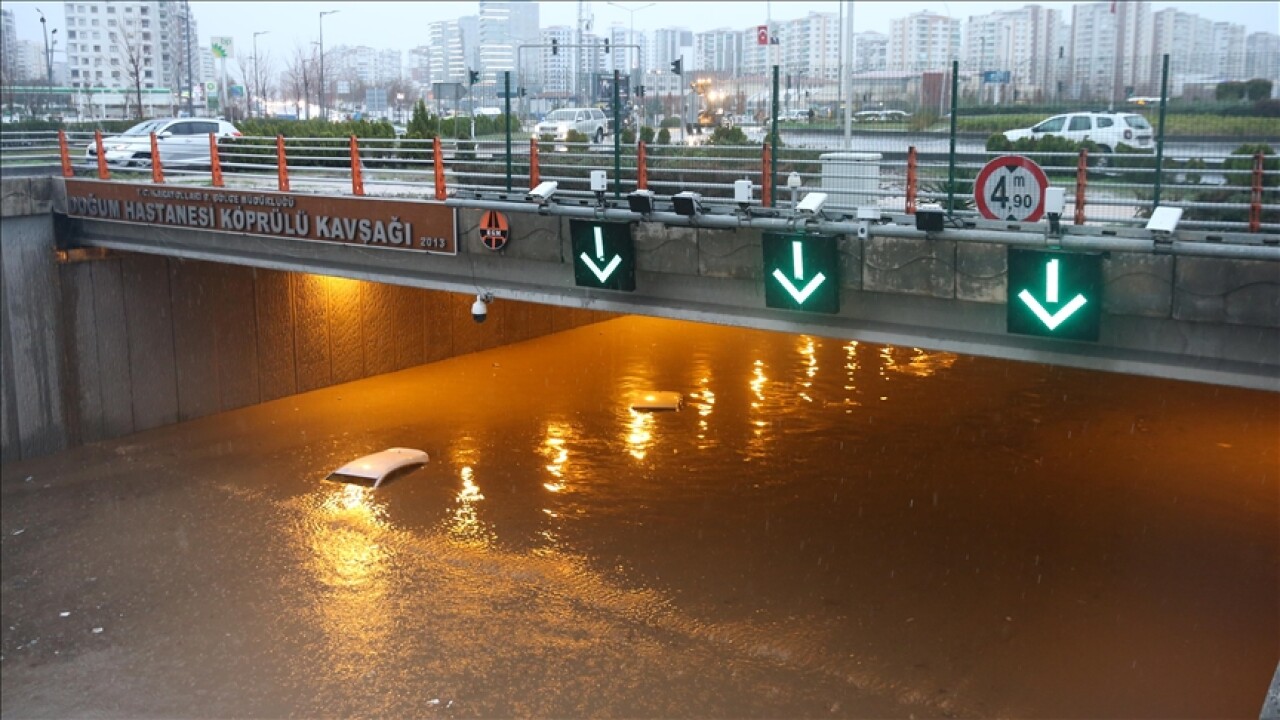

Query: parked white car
[534,108,609,143]
[84,117,240,168]
[1002,112,1154,152]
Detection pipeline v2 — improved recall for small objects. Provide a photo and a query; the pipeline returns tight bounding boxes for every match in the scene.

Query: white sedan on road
[85,117,241,168]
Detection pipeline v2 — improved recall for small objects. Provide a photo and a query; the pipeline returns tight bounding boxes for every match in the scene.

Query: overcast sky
[7,0,1278,63]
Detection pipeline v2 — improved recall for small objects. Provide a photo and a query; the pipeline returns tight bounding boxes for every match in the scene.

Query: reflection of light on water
[746,357,772,459]
[690,362,717,446]
[626,409,653,460]
[843,341,861,411]
[541,421,573,492]
[449,466,493,548]
[798,336,818,403]
[750,359,767,408]
[302,483,393,681]
[889,347,958,378]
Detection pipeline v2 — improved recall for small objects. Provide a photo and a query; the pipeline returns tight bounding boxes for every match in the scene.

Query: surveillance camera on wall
[786,171,803,190]
[796,192,827,217]
[527,180,558,204]
[471,292,492,324]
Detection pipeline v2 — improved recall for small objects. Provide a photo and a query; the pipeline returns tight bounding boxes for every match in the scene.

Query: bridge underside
[70,211,1279,393]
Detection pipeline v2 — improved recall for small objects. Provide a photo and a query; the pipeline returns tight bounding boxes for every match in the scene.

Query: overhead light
[673,191,701,216]
[628,189,656,214]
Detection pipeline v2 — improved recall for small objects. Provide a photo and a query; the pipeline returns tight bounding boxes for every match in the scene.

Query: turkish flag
[757,25,769,45]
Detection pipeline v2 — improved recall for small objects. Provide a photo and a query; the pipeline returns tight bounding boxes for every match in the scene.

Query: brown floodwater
[2,315,1277,718]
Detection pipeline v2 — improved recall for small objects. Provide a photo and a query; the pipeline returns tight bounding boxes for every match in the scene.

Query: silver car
[534,108,608,143]
[85,117,241,168]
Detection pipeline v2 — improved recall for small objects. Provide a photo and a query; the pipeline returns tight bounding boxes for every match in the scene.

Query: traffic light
[603,38,610,54]
[636,85,645,98]
[519,86,527,98]
[469,69,479,85]
[670,58,682,76]
[551,38,559,56]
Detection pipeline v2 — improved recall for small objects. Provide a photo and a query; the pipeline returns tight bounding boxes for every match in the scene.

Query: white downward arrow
[772,269,827,304]
[580,253,623,282]
[1018,259,1086,330]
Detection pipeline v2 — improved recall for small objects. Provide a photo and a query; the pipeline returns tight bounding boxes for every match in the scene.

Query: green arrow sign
[1007,248,1102,341]
[570,220,635,291]
[763,233,839,313]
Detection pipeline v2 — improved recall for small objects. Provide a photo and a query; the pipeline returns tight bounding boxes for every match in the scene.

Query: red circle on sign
[974,155,1050,223]
[479,210,510,251]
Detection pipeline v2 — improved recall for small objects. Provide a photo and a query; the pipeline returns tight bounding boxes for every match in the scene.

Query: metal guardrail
[2,129,1277,236]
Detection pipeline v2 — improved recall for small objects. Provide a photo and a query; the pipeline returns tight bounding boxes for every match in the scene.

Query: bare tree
[239,49,273,118]
[281,43,318,119]
[116,16,148,118]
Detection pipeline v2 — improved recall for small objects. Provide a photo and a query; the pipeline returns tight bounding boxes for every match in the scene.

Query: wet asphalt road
[2,316,1277,718]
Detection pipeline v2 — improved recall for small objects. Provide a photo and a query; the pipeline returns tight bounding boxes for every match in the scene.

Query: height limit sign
[975,155,1050,222]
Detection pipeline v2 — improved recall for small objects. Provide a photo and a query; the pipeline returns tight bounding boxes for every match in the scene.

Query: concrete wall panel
[1173,257,1280,328]
[636,223,699,276]
[863,238,956,299]
[698,227,763,279]
[422,289,455,364]
[955,242,1007,304]
[90,260,135,438]
[391,285,424,371]
[0,235,22,459]
[1,215,69,457]
[361,280,397,377]
[213,264,260,411]
[121,254,178,432]
[254,269,297,402]
[1104,254,1173,318]
[838,236,864,291]
[170,260,221,422]
[327,278,364,385]
[292,273,332,393]
[60,263,103,445]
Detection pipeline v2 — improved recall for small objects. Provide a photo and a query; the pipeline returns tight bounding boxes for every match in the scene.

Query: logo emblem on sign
[479,210,509,251]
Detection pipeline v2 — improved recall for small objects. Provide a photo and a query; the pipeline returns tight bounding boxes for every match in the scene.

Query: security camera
[471,292,492,324]
[1044,187,1065,235]
[786,171,802,190]
[527,180,558,204]
[734,179,753,210]
[796,192,827,217]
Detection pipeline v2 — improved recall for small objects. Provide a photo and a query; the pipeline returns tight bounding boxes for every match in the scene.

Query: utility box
[820,152,881,210]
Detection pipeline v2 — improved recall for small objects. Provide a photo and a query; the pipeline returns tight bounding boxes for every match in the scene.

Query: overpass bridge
[2,171,1277,459]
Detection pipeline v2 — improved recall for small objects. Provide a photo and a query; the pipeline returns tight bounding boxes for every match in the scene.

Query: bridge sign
[1007,248,1102,341]
[570,220,635,291]
[975,155,1050,222]
[762,233,839,314]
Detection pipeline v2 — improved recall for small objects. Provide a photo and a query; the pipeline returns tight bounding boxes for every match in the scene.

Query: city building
[608,24,646,75]
[539,25,573,97]
[963,5,1066,103]
[777,12,839,81]
[1210,21,1246,81]
[1245,32,1280,88]
[16,39,44,84]
[2,8,19,83]
[1151,8,1215,85]
[649,27,693,74]
[852,32,888,73]
[478,0,539,84]
[426,16,478,87]
[694,28,742,75]
[888,11,961,73]
[1068,0,1153,101]
[63,0,188,94]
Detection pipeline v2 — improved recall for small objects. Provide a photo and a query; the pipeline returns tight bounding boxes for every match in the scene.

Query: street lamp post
[253,30,270,118]
[606,2,654,72]
[318,10,339,121]
[37,10,54,87]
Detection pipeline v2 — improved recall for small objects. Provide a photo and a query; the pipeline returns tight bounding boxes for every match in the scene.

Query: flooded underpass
[2,315,1276,718]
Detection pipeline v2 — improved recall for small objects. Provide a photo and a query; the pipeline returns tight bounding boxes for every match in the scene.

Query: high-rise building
[1068,1,1153,101]
[64,1,187,93]
[1,8,19,84]
[694,28,742,75]
[407,46,432,88]
[16,39,44,84]
[852,32,889,73]
[1245,32,1280,87]
[888,11,961,72]
[427,16,478,86]
[478,0,539,84]
[963,5,1065,102]
[608,24,646,74]
[650,27,693,73]
[1151,9,1215,84]
[1210,21,1246,80]
[776,12,839,81]
[539,25,573,96]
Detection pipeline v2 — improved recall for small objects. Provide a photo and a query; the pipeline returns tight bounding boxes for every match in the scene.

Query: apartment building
[888,11,961,73]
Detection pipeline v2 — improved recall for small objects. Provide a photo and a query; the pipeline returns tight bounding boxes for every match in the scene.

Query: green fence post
[771,64,780,208]
[947,59,959,218]
[504,70,512,194]
[1153,54,1169,208]
[613,68,622,200]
